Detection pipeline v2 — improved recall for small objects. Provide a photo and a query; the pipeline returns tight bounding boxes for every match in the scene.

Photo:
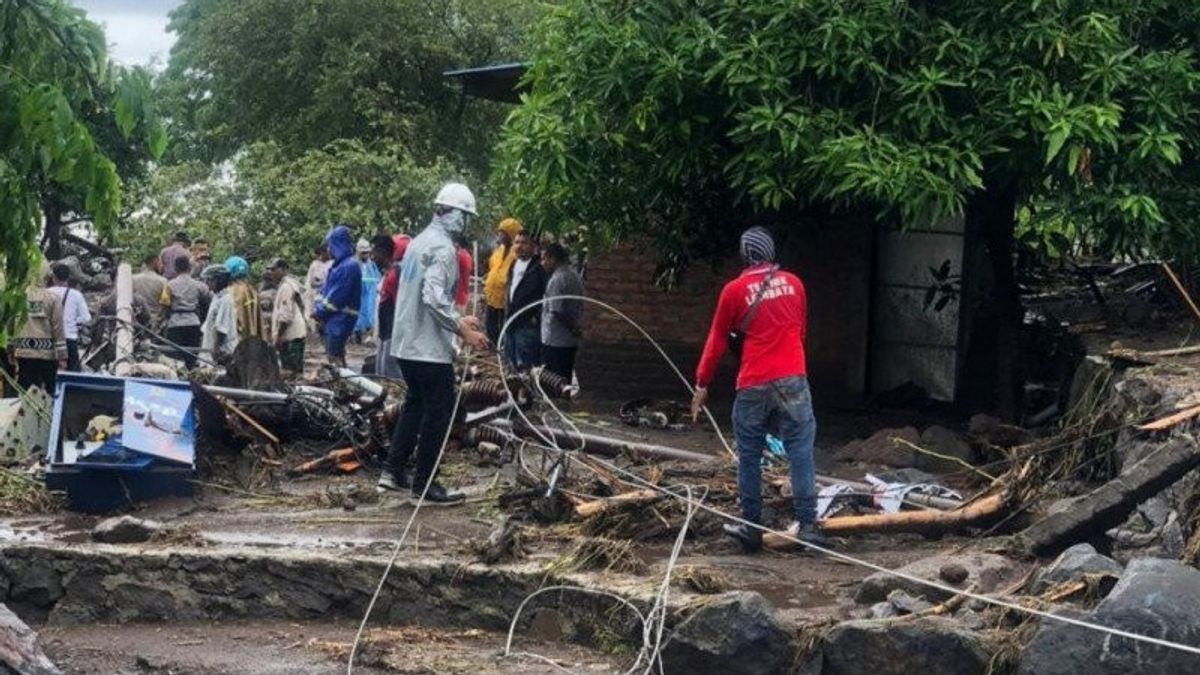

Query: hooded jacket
[484,218,522,310]
[314,225,363,338]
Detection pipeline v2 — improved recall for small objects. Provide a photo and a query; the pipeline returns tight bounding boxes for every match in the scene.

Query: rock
[939,563,970,585]
[836,427,920,467]
[967,414,1034,448]
[869,602,898,619]
[92,515,161,544]
[1029,543,1122,594]
[956,608,984,630]
[0,603,62,674]
[83,272,112,292]
[1018,558,1200,675]
[916,425,974,472]
[887,589,932,614]
[659,591,793,675]
[855,552,1017,604]
[822,617,994,675]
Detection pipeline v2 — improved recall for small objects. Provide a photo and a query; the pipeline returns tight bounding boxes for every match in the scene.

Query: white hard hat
[433,182,477,216]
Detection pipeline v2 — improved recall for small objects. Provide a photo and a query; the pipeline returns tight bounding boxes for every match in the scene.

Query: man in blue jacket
[314,224,362,367]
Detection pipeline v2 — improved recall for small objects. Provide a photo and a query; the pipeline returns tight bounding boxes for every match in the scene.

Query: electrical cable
[345,358,471,673]
[497,294,1200,661]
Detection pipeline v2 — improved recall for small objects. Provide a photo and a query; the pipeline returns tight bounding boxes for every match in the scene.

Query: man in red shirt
[691,226,823,552]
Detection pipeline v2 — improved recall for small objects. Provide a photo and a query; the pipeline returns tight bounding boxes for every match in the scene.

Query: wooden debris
[290,447,361,475]
[762,493,1008,550]
[1019,437,1200,555]
[1136,403,1200,432]
[573,488,663,518]
[218,397,281,454]
[1161,262,1200,326]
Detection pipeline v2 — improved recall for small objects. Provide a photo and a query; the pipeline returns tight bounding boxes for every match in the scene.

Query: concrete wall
[577,218,874,407]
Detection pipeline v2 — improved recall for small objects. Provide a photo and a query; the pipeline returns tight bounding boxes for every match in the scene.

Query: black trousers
[165,325,202,369]
[65,339,81,372]
[16,358,57,395]
[485,306,504,346]
[542,345,577,380]
[385,359,455,489]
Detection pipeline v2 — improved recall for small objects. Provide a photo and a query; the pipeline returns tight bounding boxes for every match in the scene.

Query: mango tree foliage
[495,0,1200,414]
[158,0,543,175]
[496,0,1200,262]
[0,0,165,341]
[121,139,477,269]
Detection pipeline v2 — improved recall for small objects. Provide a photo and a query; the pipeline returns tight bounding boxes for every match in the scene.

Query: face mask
[434,209,467,234]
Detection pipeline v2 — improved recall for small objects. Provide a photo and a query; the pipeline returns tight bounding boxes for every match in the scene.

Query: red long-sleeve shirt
[695,263,808,390]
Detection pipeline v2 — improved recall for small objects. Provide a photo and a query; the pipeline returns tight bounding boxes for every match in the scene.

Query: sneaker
[412,482,465,506]
[722,523,763,553]
[785,521,827,547]
[376,470,411,493]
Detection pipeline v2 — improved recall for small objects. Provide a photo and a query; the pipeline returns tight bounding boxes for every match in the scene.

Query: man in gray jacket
[378,183,489,505]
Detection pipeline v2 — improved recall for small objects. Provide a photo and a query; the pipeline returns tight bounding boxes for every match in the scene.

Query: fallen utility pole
[113,263,133,377]
[1018,437,1200,556]
[489,423,967,510]
[515,423,718,463]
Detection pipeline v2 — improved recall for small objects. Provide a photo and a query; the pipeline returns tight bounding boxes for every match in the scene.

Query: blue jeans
[504,324,541,370]
[732,376,817,525]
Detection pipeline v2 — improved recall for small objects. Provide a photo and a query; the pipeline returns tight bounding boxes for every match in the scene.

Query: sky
[70,0,183,68]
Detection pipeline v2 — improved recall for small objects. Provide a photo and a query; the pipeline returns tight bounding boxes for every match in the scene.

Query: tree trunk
[958,180,1023,420]
[43,198,63,261]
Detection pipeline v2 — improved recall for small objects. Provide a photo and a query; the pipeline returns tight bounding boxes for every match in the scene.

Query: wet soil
[40,619,624,674]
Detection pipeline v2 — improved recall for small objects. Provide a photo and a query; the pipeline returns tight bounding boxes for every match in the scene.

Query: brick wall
[576,217,873,407]
[576,246,739,401]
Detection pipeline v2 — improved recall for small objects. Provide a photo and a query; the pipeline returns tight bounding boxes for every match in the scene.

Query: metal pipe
[202,385,291,402]
[334,367,385,400]
[814,474,963,511]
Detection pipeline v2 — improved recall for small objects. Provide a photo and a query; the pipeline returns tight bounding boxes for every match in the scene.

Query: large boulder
[821,617,994,675]
[1029,543,1122,594]
[660,591,793,675]
[0,603,61,674]
[855,552,1018,604]
[836,427,920,467]
[1018,558,1200,675]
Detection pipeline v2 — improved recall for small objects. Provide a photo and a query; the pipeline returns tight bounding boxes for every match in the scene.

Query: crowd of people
[1,182,821,553]
[1,185,588,399]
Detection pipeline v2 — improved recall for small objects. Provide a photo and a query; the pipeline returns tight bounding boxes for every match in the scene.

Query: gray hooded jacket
[388,215,461,364]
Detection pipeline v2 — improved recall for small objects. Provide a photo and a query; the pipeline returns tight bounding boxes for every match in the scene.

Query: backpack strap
[737,265,779,335]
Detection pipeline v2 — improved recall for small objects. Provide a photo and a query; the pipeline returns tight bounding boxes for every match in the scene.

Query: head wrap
[356,238,371,253]
[223,256,250,280]
[498,218,523,238]
[740,226,775,265]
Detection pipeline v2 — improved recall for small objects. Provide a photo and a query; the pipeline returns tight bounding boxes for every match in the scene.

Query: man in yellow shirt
[483,217,523,345]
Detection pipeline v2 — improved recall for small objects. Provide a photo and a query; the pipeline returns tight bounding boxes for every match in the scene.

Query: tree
[494,0,1200,415]
[0,0,164,341]
[157,0,543,175]
[120,139,478,269]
